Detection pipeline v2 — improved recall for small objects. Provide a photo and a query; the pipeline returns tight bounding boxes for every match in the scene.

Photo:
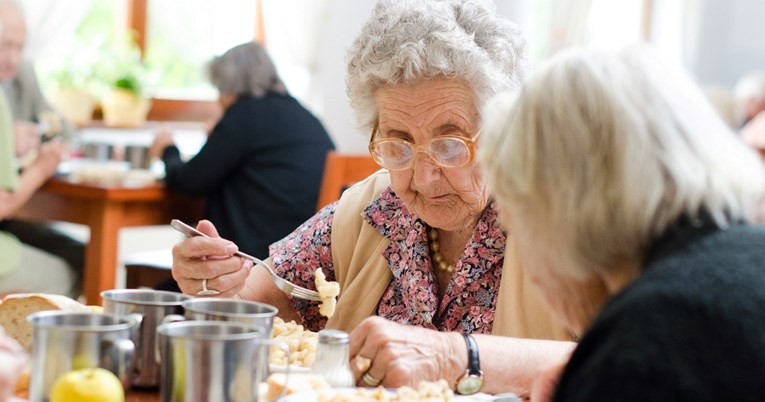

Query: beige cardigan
[324,170,571,341]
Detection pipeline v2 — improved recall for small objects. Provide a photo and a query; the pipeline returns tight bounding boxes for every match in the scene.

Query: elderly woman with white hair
[151,41,335,267]
[480,44,765,401]
[171,0,575,396]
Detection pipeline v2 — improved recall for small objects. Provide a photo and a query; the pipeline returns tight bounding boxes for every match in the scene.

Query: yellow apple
[50,367,125,402]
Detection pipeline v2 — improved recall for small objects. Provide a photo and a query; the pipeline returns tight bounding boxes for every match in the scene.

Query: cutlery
[170,219,322,302]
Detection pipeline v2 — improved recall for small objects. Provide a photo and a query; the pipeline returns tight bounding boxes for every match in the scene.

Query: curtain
[21,0,94,60]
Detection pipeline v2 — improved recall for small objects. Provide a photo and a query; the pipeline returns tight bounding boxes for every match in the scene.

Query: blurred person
[0,329,25,402]
[170,0,575,397]
[0,0,83,295]
[150,41,335,286]
[735,72,765,149]
[0,76,77,297]
[480,44,765,401]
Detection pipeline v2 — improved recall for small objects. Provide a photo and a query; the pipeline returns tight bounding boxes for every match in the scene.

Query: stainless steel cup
[164,298,279,385]
[83,142,116,161]
[102,289,192,388]
[125,145,152,169]
[180,298,278,334]
[156,320,290,402]
[28,311,137,402]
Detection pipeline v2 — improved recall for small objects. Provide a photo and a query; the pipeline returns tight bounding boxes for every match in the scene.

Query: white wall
[313,1,529,154]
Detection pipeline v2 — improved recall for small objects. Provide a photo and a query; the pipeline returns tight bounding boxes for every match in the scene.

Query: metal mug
[101,289,192,388]
[177,298,278,334]
[124,145,152,170]
[164,298,279,384]
[28,311,137,402]
[156,320,290,402]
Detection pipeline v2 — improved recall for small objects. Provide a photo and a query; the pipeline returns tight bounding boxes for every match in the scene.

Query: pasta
[315,269,340,318]
[269,317,319,367]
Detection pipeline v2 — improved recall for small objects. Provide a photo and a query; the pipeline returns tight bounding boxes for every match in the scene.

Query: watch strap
[463,333,481,376]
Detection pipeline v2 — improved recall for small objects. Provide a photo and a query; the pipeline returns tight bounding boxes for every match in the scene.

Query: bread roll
[265,373,331,400]
[0,293,89,351]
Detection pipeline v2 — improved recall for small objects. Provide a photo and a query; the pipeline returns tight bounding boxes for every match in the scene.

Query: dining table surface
[16,172,204,305]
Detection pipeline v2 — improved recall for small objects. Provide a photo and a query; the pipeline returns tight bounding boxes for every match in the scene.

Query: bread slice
[0,293,89,351]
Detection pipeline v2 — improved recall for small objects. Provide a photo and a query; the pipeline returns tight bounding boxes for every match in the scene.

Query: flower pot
[50,87,96,127]
[101,89,151,128]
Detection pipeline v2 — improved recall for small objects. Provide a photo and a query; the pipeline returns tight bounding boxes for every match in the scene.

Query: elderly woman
[151,41,335,262]
[171,0,573,396]
[480,45,765,401]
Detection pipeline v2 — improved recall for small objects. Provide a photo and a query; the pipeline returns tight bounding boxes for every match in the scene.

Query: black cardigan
[162,93,335,257]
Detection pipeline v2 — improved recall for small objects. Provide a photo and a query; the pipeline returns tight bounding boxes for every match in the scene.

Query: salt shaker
[311,329,354,388]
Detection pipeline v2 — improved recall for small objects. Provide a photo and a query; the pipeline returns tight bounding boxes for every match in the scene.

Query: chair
[316,151,380,211]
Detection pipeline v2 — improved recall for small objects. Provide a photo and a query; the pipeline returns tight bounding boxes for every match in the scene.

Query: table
[16,176,204,304]
[126,389,161,402]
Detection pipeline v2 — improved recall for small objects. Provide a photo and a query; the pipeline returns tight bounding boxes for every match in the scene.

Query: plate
[278,388,496,401]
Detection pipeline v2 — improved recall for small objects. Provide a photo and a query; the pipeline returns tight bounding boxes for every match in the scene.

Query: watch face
[457,374,483,395]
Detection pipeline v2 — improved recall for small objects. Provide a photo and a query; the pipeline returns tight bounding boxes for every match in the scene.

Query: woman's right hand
[34,138,66,178]
[171,219,253,297]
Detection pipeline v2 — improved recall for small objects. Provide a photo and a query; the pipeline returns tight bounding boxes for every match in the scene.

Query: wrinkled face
[0,4,26,81]
[374,77,489,231]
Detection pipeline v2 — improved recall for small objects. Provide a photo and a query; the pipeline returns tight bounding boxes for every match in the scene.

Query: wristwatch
[455,333,483,395]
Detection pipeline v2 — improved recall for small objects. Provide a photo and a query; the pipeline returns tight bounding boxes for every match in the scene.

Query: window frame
[124,0,265,121]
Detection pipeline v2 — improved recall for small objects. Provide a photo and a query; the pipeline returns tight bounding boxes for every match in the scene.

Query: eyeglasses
[368,128,480,171]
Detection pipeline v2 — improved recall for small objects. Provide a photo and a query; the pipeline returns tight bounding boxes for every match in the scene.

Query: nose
[411,148,441,185]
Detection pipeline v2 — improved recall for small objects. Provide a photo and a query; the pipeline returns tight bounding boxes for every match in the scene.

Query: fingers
[349,317,448,388]
[171,220,252,296]
[196,219,221,237]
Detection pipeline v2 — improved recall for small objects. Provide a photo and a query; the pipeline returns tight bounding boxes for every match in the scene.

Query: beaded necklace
[428,228,455,273]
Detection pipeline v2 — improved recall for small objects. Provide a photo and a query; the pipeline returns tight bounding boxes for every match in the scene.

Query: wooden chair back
[316,151,380,211]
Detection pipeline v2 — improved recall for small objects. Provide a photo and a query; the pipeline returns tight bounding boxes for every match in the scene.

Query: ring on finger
[196,278,221,296]
[361,371,382,387]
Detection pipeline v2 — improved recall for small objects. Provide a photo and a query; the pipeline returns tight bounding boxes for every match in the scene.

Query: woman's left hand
[150,128,175,159]
[349,316,463,388]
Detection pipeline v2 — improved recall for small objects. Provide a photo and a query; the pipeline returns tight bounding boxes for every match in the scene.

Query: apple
[50,367,125,402]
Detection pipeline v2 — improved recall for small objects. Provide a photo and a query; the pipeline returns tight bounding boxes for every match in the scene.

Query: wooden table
[126,389,161,402]
[17,176,203,304]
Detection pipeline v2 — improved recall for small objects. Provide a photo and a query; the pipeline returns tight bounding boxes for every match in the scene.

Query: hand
[14,121,40,157]
[150,128,175,159]
[0,330,26,402]
[171,219,253,297]
[349,316,462,389]
[33,138,66,178]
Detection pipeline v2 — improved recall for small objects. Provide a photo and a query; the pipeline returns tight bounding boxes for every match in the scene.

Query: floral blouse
[269,187,506,333]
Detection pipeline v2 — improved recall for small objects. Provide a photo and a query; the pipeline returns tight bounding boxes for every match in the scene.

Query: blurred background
[22,0,765,153]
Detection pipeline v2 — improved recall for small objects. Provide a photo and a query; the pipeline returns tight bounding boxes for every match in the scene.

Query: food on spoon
[270,317,319,367]
[315,269,340,318]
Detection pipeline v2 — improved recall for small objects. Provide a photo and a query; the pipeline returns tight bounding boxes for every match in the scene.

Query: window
[33,0,262,121]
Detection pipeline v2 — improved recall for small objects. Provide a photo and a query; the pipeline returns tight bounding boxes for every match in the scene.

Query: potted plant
[101,73,151,127]
[98,32,152,127]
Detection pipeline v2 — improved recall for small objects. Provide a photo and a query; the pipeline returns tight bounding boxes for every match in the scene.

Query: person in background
[479,44,765,402]
[170,0,575,397]
[0,66,76,297]
[0,329,24,402]
[150,41,335,282]
[735,72,765,149]
[0,0,83,295]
